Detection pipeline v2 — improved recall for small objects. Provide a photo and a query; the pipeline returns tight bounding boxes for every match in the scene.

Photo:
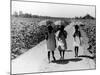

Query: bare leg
[52,51,56,61]
[75,46,79,57]
[59,50,62,58]
[75,47,77,57]
[58,46,63,60]
[63,50,65,59]
[48,51,50,63]
[76,47,79,57]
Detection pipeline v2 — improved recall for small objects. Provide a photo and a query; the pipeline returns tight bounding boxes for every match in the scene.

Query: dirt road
[12,22,95,74]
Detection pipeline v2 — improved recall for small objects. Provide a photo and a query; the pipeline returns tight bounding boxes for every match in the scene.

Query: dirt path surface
[12,22,95,74]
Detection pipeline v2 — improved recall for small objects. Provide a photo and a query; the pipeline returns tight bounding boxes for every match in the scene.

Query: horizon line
[11,11,96,18]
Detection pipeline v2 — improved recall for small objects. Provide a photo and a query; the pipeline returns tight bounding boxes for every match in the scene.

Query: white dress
[73,36,80,47]
[56,31,67,51]
[57,39,65,50]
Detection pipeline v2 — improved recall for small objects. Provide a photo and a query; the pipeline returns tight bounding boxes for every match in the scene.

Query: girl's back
[57,29,67,50]
[46,25,56,51]
[73,25,81,46]
[73,30,81,38]
[58,30,67,40]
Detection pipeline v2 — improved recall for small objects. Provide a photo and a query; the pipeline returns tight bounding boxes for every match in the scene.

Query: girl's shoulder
[58,30,67,38]
[74,30,81,37]
[59,30,67,34]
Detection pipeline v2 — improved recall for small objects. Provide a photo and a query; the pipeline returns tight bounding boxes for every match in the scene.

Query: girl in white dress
[73,25,81,57]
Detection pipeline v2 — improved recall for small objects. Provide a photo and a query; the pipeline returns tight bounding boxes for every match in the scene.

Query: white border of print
[0,0,99,75]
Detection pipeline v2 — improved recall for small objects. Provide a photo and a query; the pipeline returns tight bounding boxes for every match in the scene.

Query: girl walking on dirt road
[45,21,56,63]
[57,25,67,60]
[73,25,82,57]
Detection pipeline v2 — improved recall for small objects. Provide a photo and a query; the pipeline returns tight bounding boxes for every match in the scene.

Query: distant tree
[13,11,18,17]
[75,16,79,19]
[19,11,23,16]
[32,15,39,18]
[23,13,32,18]
[82,14,95,19]
[79,16,82,19]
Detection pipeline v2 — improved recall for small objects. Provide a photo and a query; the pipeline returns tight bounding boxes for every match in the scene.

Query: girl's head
[60,25,64,31]
[74,25,79,31]
[47,25,53,33]
[46,20,54,33]
[46,20,53,26]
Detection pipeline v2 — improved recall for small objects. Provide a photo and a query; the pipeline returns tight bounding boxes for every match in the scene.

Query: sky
[12,1,95,18]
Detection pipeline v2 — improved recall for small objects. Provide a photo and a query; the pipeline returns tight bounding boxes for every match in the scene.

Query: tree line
[12,11,95,19]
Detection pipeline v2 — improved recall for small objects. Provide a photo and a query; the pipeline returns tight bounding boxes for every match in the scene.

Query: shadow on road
[78,55,94,59]
[51,58,82,64]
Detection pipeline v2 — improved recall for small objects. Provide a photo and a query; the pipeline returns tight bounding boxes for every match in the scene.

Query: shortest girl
[73,25,81,57]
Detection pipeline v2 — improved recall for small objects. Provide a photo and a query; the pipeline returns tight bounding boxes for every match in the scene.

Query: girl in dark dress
[45,22,56,63]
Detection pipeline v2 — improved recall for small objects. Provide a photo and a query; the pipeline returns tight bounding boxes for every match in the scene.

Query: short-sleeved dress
[46,32,56,51]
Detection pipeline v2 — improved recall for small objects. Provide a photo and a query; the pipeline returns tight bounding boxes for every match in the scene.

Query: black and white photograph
[11,0,96,74]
